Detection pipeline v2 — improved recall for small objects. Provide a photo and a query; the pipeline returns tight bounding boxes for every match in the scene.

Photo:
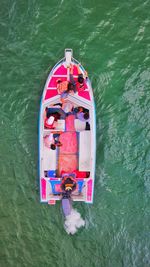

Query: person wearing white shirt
[44,132,62,150]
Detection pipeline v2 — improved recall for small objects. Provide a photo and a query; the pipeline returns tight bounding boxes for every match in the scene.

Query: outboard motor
[61,191,72,217]
[61,174,77,217]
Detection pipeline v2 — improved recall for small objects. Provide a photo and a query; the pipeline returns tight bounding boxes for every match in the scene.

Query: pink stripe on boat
[48,77,66,88]
[72,65,79,75]
[53,65,67,75]
[44,89,58,100]
[55,184,61,192]
[87,179,93,202]
[78,91,91,100]
[41,178,46,200]
[65,114,76,131]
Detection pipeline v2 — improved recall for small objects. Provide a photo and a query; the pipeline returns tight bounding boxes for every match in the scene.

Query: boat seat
[74,119,86,131]
[56,119,65,130]
[52,119,65,131]
[49,179,84,195]
[45,170,56,177]
[44,119,65,131]
[43,145,57,171]
[79,131,91,171]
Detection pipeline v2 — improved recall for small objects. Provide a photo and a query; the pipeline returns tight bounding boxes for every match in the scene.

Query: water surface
[0,1,150,266]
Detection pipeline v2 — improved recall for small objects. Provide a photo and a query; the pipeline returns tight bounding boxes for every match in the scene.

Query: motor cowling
[62,192,72,216]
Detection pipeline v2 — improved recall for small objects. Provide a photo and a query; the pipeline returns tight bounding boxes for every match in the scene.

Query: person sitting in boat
[61,174,77,193]
[44,132,62,150]
[67,82,76,94]
[77,112,90,130]
[73,106,89,120]
[46,106,66,119]
[44,115,56,129]
[62,100,74,114]
[68,64,77,93]
[44,113,61,129]
[76,64,88,92]
[77,110,89,122]
[74,106,90,130]
[49,101,74,116]
[56,79,68,95]
[77,111,90,130]
[59,64,77,97]
[57,65,77,98]
[60,81,77,100]
[59,86,73,102]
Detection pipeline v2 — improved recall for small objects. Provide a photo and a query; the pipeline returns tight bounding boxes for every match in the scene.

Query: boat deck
[39,50,96,205]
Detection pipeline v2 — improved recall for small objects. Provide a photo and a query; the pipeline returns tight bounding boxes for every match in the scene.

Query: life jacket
[57,80,68,94]
[44,116,55,129]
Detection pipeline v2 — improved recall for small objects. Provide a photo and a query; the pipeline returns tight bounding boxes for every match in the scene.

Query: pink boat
[39,49,96,211]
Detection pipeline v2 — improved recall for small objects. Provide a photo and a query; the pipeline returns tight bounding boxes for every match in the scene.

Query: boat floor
[58,115,78,176]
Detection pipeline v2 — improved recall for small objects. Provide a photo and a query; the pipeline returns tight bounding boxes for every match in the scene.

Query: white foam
[64,208,85,235]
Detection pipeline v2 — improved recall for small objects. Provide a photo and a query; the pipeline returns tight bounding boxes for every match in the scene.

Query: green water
[0,0,150,266]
